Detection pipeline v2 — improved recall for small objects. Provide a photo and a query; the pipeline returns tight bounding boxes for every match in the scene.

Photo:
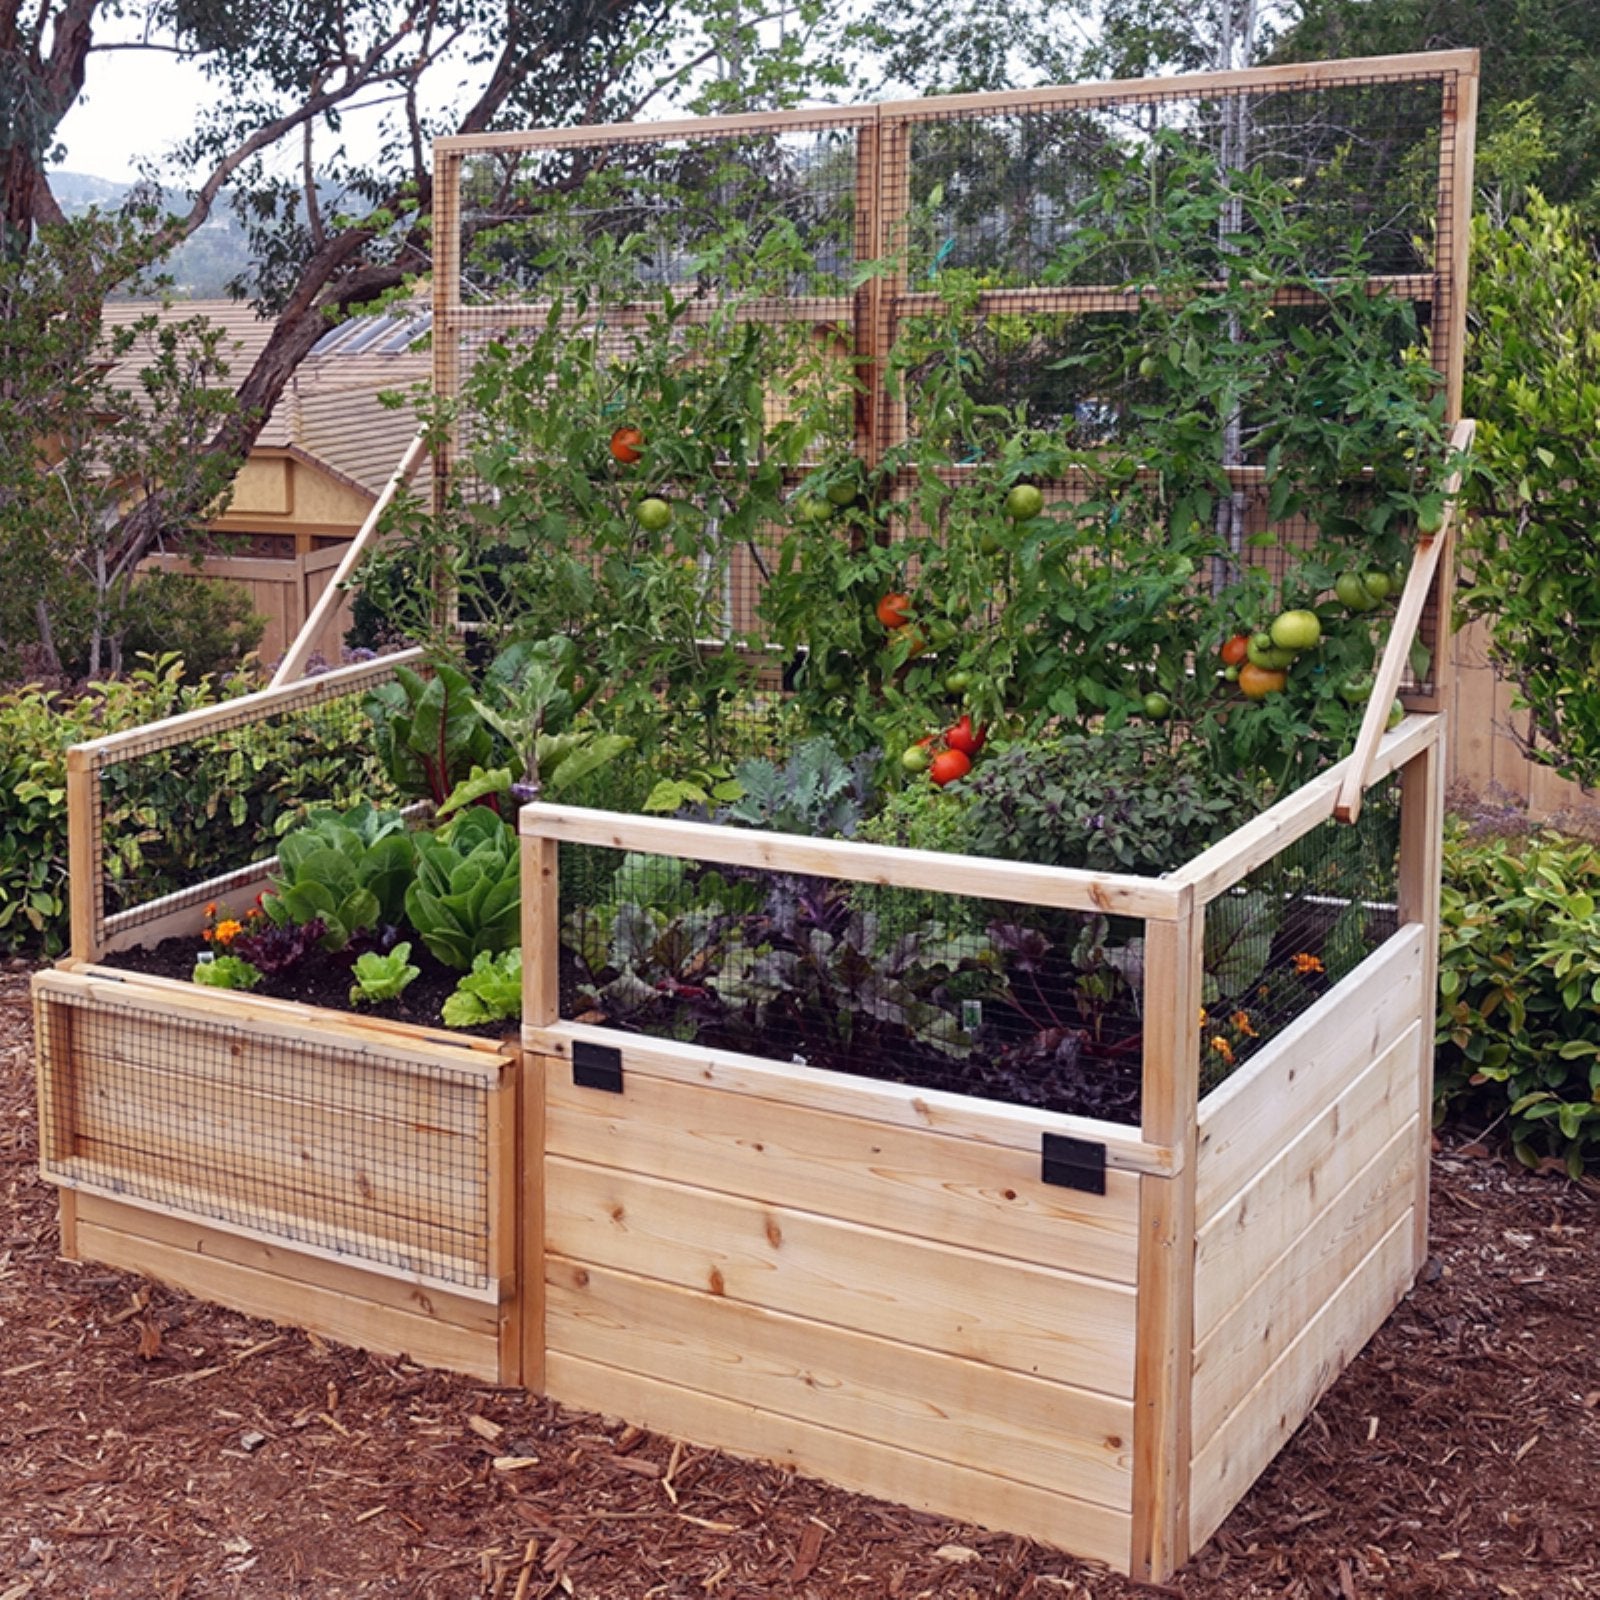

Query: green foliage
[404,808,521,971]
[1437,826,1600,1177]
[442,948,524,1028]
[365,662,499,811]
[263,804,415,950]
[349,941,421,1006]
[1459,193,1600,787]
[117,571,266,683]
[192,954,263,990]
[963,728,1248,874]
[0,655,259,956]
[719,738,876,837]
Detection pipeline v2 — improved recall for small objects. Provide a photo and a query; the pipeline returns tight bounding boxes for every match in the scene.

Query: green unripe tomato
[1004,484,1044,522]
[1223,664,1241,683]
[635,496,673,532]
[1247,637,1297,671]
[1339,676,1374,706]
[1386,699,1405,731]
[1141,692,1172,720]
[793,496,832,525]
[1360,570,1392,602]
[943,670,972,695]
[1269,609,1322,652]
[1138,354,1159,380]
[1335,572,1378,612]
[826,480,858,508]
[901,744,932,774]
[978,530,1003,556]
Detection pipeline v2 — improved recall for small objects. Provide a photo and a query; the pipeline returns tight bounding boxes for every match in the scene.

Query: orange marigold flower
[1209,1035,1235,1066]
[1292,952,1325,976]
[1197,1006,1209,1028]
[205,902,218,917]
[213,919,243,945]
[201,928,214,941]
[1231,1010,1259,1038]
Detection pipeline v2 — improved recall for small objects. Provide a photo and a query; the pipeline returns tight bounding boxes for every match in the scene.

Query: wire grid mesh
[1198,771,1402,1092]
[35,990,494,1288]
[432,62,1468,701]
[88,670,411,948]
[557,842,1147,1124]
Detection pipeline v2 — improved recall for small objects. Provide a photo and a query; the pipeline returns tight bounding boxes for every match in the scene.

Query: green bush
[0,656,246,955]
[1436,824,1600,1176]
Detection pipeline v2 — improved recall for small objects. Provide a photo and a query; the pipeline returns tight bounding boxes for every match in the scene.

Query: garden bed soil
[100,936,1147,1122]
[99,937,511,1042]
[4,961,1598,1598]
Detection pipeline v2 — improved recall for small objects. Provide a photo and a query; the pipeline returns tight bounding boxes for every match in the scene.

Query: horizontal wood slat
[1194,1023,1423,1340]
[545,1258,1135,1511]
[544,1352,1134,1569]
[544,1158,1138,1397]
[544,1063,1140,1285]
[1188,1213,1415,1552]
[1196,927,1425,1220]
[1191,1119,1417,1442]
[528,1022,1172,1176]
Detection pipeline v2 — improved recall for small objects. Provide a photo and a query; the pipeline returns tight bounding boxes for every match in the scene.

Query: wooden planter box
[513,716,1443,1581]
[33,966,522,1385]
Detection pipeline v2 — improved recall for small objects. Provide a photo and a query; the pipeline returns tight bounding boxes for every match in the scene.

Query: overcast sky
[55,48,214,182]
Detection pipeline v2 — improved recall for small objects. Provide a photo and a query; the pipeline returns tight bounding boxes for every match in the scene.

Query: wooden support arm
[1334,418,1476,824]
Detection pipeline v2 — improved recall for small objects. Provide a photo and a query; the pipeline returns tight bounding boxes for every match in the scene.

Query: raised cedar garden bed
[32,52,1479,1584]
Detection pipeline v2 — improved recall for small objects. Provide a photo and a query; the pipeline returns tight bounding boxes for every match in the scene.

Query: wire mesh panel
[430,58,1473,714]
[79,654,421,953]
[1198,771,1401,1091]
[35,983,498,1289]
[557,841,1148,1124]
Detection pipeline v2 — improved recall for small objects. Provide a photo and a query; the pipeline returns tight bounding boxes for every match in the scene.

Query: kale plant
[719,738,876,838]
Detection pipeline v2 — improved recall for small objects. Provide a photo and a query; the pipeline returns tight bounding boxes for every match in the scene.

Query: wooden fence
[141,547,356,671]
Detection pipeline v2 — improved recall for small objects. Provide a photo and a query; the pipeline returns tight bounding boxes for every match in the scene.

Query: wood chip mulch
[1,961,1596,1598]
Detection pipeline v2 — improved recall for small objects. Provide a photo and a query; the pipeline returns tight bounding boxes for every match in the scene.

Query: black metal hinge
[571,1040,623,1093]
[1041,1133,1107,1195]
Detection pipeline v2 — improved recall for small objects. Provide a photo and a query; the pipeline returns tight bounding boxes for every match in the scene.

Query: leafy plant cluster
[0,655,266,956]
[1437,825,1600,1177]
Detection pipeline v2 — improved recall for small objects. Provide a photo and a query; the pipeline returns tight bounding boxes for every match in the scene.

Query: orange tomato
[876,592,912,629]
[610,425,643,464]
[1220,633,1250,667]
[1237,662,1288,700]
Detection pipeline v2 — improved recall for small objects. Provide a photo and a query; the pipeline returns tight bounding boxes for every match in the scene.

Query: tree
[1,0,847,673]
[1273,0,1600,221]
[0,213,240,677]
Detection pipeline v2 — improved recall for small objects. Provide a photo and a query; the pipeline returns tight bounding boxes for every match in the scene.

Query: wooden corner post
[65,747,99,964]
[518,825,559,1392]
[1131,895,1202,1581]
[1397,718,1445,1273]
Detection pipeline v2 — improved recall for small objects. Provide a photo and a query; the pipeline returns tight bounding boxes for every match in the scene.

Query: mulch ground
[2,960,1597,1599]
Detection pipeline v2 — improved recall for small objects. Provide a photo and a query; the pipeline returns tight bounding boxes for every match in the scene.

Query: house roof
[102,300,431,497]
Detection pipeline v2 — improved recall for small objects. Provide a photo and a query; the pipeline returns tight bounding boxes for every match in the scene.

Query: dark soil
[100,937,510,1042]
[3,959,1597,1597]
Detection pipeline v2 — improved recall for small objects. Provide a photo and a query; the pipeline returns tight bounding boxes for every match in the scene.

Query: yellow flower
[1197,1007,1209,1029]
[1292,952,1325,976]
[1231,1010,1259,1038]
[1209,1036,1235,1066]
[213,919,243,946]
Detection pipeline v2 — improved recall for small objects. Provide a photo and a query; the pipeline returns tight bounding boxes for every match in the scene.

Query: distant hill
[49,170,256,300]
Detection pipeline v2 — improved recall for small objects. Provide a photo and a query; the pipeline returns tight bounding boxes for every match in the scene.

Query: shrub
[1436,824,1600,1176]
[0,656,251,956]
[963,727,1250,875]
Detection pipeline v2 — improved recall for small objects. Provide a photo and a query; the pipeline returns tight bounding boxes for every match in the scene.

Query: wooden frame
[513,715,1443,1579]
[64,648,424,963]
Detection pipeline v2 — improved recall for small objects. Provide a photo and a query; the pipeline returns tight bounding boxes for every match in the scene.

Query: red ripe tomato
[929,748,972,786]
[876,592,912,629]
[1220,633,1250,667]
[610,425,643,464]
[944,714,987,757]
